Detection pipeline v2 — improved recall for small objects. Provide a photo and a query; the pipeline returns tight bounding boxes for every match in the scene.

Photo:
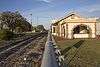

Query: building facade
[52,12,97,39]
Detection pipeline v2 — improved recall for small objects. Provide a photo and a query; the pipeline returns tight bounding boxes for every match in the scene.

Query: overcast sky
[0,0,100,29]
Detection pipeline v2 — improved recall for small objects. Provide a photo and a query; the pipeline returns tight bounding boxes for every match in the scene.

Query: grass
[54,36,100,67]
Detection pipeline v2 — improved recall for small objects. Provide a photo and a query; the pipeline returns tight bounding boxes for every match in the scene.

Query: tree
[0,29,14,40]
[0,11,32,32]
[35,25,46,32]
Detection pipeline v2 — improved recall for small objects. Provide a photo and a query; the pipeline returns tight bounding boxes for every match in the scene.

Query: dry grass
[54,36,100,67]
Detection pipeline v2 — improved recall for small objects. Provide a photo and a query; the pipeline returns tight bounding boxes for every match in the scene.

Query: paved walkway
[41,31,59,67]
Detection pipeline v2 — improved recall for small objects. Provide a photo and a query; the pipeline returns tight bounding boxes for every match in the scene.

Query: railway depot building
[51,12,97,39]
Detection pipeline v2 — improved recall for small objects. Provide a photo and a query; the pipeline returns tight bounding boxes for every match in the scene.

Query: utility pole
[30,13,32,32]
[37,16,38,26]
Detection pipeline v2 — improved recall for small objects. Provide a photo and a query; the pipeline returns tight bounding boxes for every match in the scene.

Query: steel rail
[0,32,47,63]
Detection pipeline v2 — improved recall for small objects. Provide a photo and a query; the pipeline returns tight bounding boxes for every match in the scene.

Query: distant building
[52,12,97,39]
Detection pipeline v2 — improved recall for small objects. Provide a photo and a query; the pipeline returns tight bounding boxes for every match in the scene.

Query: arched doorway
[72,24,92,38]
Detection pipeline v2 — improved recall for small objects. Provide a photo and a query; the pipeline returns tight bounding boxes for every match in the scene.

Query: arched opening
[72,24,92,38]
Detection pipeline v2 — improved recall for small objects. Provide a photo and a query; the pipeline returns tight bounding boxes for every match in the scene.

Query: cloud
[88,5,100,13]
[41,0,51,3]
[78,4,100,13]
[89,8,100,13]
[37,0,53,3]
[76,4,100,17]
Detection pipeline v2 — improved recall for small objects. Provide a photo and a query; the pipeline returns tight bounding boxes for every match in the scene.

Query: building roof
[52,12,96,25]
[52,12,80,25]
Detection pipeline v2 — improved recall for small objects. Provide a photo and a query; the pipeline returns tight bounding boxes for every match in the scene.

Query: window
[53,27,55,33]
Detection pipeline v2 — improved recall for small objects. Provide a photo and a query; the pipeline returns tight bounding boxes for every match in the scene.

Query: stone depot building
[51,12,100,39]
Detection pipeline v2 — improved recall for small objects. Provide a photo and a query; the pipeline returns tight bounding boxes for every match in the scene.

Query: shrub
[0,29,14,40]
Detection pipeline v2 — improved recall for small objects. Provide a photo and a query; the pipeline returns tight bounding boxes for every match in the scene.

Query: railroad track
[0,32,44,52]
[0,32,47,64]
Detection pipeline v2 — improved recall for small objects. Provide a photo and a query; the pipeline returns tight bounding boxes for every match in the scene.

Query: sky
[0,0,100,29]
